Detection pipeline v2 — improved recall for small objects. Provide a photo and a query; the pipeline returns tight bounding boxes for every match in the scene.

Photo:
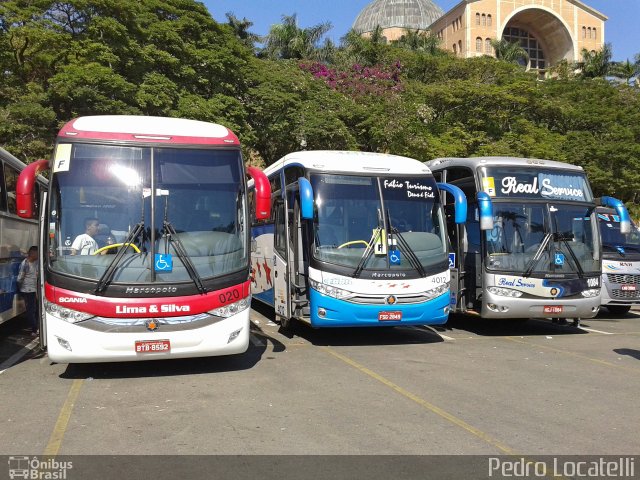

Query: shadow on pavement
[613,348,640,361]
[441,314,588,337]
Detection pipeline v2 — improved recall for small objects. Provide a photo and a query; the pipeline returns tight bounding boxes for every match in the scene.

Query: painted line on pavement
[579,327,614,335]
[0,338,40,374]
[43,379,84,456]
[322,346,517,455]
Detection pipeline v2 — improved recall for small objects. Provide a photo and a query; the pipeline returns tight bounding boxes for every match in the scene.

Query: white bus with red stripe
[17,116,270,363]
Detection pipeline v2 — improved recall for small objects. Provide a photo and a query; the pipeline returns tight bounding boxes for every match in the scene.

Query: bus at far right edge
[598,207,640,315]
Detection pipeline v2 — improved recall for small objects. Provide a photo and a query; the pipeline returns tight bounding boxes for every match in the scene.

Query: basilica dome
[353,0,445,34]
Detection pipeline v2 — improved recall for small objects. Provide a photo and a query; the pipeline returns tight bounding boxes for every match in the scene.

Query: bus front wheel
[607,305,631,316]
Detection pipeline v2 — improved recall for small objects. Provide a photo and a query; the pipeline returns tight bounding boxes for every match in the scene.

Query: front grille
[607,274,640,284]
[348,294,431,305]
[611,290,640,299]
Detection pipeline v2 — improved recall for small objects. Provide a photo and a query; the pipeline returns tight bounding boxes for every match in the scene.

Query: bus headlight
[581,289,600,298]
[209,296,251,318]
[424,282,450,300]
[44,300,94,323]
[488,287,524,298]
[309,279,354,300]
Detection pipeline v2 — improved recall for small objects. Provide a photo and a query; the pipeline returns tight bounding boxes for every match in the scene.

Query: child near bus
[17,246,39,336]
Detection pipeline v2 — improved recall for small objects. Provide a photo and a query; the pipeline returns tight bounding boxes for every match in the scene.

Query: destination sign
[481,168,592,202]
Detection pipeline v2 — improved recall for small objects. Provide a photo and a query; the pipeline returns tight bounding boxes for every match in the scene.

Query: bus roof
[426,156,585,172]
[263,150,433,177]
[58,116,239,146]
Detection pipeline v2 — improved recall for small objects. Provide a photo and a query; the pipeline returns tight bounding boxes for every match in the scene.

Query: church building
[353,0,607,70]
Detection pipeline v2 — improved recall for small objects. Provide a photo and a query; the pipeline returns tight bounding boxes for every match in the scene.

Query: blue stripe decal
[253,288,274,306]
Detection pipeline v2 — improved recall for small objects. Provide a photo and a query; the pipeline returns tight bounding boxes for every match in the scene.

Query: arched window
[476,37,483,52]
[453,43,458,54]
[582,26,587,39]
[476,13,480,25]
[482,14,486,26]
[458,40,463,54]
[485,38,492,54]
[592,27,597,39]
[587,27,592,39]
[487,14,492,27]
[503,27,545,69]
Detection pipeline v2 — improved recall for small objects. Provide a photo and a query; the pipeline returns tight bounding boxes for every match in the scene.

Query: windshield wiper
[555,232,585,279]
[387,209,426,277]
[523,233,552,278]
[161,196,206,294]
[95,221,144,294]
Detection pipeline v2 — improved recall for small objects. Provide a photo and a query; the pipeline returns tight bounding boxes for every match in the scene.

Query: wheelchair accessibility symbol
[389,249,401,266]
[554,253,565,266]
[155,253,173,272]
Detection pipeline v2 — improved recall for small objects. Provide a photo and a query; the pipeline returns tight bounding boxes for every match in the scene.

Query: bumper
[482,291,600,319]
[309,289,450,327]
[46,310,250,363]
[601,284,640,307]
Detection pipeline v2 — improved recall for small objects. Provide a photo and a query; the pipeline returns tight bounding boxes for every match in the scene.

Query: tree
[394,29,442,55]
[262,14,332,60]
[578,43,613,78]
[490,38,529,67]
[225,12,261,51]
[611,59,640,85]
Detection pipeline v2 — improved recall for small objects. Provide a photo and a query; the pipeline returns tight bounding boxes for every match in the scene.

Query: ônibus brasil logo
[8,456,73,479]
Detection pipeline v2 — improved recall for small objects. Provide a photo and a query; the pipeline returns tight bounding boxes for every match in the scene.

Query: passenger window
[4,164,20,215]
[274,199,286,256]
[0,163,6,212]
[284,166,305,186]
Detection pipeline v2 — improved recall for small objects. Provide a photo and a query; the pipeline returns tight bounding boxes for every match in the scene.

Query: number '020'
[218,289,241,304]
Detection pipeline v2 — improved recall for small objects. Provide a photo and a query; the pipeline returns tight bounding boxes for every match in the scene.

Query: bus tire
[607,305,631,316]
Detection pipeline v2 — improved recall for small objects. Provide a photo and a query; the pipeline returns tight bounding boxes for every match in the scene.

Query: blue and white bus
[250,151,467,329]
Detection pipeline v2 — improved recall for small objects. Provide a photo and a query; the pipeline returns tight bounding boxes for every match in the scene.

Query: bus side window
[274,199,286,257]
[3,164,19,215]
[284,166,304,186]
[432,170,442,183]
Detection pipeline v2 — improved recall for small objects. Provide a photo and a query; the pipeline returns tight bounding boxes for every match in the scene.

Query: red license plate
[543,305,563,314]
[135,340,170,353]
[621,285,637,291]
[378,311,402,321]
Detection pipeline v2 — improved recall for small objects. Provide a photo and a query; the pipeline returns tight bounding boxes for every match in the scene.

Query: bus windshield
[598,212,640,254]
[48,143,247,283]
[311,174,447,274]
[486,202,599,275]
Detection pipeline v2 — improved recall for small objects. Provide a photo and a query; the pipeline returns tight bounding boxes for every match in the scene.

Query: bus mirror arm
[16,159,49,219]
[436,183,467,224]
[476,192,494,231]
[599,196,631,234]
[247,167,271,221]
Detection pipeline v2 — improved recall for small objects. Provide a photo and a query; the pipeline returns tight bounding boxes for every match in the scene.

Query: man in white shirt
[71,218,100,255]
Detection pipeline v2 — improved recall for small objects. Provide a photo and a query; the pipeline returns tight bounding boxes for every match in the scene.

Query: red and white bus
[17,116,270,363]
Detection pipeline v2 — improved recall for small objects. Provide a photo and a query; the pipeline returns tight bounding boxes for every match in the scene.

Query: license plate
[543,306,563,314]
[378,311,402,321]
[135,340,170,353]
[621,285,637,291]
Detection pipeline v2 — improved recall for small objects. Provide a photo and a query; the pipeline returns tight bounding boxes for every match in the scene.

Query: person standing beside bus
[17,246,39,336]
[71,218,100,255]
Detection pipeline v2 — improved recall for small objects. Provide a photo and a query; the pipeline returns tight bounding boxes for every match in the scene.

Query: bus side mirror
[436,182,467,224]
[16,159,49,219]
[600,196,631,234]
[477,192,494,231]
[299,177,314,220]
[247,166,271,221]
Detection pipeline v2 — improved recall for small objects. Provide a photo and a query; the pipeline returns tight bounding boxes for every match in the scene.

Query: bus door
[286,186,310,320]
[38,191,48,347]
[273,197,291,321]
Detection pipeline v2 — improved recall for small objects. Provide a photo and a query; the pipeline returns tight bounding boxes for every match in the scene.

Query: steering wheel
[93,242,141,255]
[338,240,369,249]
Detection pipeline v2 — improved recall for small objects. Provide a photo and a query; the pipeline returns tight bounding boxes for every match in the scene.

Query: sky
[204,0,639,62]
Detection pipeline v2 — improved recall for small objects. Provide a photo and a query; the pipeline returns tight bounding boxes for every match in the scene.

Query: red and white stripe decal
[45,281,250,318]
